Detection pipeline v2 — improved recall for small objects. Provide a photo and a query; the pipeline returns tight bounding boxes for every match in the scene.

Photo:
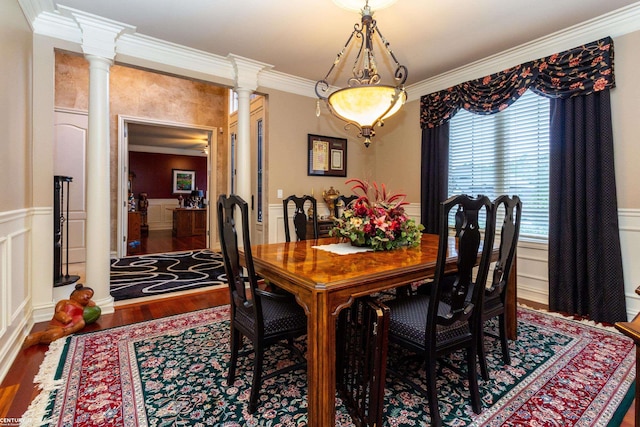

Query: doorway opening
[117,116,217,258]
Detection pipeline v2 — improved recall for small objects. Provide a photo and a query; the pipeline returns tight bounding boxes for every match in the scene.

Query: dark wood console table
[172,208,206,237]
[127,211,142,254]
[307,218,335,238]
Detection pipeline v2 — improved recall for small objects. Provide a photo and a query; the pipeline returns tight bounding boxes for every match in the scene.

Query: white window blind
[449,89,550,238]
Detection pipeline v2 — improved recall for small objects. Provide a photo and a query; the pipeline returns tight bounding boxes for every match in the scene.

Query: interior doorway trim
[117,115,217,258]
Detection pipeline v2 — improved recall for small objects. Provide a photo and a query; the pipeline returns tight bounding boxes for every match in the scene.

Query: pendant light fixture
[315,0,407,147]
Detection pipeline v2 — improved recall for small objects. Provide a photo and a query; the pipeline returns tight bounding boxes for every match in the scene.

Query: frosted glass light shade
[328,85,406,127]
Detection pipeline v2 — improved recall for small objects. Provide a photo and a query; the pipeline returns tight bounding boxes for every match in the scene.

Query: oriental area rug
[110,250,227,301]
[23,306,635,427]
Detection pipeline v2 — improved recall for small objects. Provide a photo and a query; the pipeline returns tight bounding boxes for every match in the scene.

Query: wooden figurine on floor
[22,283,100,349]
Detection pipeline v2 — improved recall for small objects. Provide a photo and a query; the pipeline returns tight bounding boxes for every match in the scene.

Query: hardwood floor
[0,291,634,425]
[131,229,207,256]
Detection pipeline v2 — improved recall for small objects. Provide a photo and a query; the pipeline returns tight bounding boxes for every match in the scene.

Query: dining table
[243,233,517,427]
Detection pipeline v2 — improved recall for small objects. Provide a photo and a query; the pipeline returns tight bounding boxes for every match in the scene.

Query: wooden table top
[250,234,451,294]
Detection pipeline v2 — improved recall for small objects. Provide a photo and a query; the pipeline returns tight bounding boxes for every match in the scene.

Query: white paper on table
[312,242,373,255]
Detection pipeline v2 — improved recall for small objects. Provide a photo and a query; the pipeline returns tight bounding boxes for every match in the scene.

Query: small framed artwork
[172,169,196,194]
[308,134,347,177]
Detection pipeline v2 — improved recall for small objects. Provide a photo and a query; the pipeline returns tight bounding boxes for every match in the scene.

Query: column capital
[84,54,114,70]
[64,7,134,60]
[227,54,273,92]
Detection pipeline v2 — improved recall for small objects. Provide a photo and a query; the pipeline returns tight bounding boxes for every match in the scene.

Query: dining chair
[384,194,495,427]
[283,194,318,242]
[476,195,522,377]
[336,297,389,427]
[217,194,307,413]
[333,194,358,219]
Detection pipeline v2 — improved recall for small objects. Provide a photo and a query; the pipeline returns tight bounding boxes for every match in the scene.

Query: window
[229,89,238,113]
[256,119,263,223]
[229,89,259,114]
[449,89,550,239]
[230,131,236,193]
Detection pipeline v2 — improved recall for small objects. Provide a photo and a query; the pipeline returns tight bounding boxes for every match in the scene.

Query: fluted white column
[228,55,271,244]
[70,11,132,312]
[235,87,252,205]
[84,54,114,307]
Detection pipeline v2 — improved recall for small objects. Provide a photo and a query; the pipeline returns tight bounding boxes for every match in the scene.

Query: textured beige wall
[370,99,422,202]
[265,88,378,202]
[0,1,32,211]
[55,51,229,248]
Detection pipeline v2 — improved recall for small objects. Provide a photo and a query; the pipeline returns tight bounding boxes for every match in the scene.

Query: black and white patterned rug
[110,250,227,301]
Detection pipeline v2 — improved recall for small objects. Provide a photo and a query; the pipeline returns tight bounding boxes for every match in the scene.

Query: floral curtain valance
[420,37,615,129]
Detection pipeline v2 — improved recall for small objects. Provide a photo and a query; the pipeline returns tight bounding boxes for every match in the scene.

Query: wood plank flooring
[131,229,207,256]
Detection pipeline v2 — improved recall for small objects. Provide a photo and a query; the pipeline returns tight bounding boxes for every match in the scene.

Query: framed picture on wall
[307,134,347,177]
[172,169,196,193]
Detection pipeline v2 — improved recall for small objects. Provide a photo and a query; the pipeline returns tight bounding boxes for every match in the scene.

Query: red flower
[593,77,608,91]
[363,223,375,235]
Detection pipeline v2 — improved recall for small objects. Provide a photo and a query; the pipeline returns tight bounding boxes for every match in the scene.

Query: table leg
[506,257,518,340]
[306,294,337,427]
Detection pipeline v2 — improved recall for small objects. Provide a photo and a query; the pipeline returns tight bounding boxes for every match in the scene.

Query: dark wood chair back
[217,194,261,325]
[217,194,307,413]
[283,194,318,242]
[432,194,495,331]
[487,195,522,303]
[477,195,522,374]
[385,194,495,427]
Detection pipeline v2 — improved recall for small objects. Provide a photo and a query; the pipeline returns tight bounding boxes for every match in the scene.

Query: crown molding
[31,9,82,43]
[19,0,640,100]
[116,33,235,81]
[59,7,134,59]
[258,70,316,97]
[228,54,273,91]
[17,0,52,30]
[406,2,640,100]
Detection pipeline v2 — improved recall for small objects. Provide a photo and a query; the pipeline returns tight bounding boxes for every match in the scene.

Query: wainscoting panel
[9,228,28,324]
[514,241,549,305]
[0,233,6,338]
[0,209,33,384]
[619,209,640,320]
[147,199,179,231]
[269,205,286,243]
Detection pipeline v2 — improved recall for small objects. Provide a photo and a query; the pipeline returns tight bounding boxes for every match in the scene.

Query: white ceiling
[52,0,639,87]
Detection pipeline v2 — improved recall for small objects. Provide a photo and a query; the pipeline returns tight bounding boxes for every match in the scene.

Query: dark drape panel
[420,37,626,323]
[420,37,615,128]
[420,123,449,233]
[548,90,626,323]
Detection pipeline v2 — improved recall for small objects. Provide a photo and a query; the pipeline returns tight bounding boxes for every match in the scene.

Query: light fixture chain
[374,25,407,85]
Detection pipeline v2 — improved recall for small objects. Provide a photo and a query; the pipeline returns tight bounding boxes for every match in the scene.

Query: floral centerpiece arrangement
[330,179,424,251]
